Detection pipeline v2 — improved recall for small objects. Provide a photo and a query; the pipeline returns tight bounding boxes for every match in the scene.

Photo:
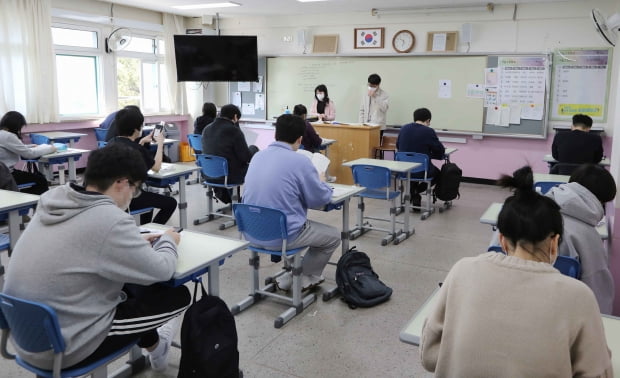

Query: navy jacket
[396,122,445,160]
[552,130,603,164]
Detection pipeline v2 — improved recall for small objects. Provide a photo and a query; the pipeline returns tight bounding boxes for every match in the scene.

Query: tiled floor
[0,174,509,377]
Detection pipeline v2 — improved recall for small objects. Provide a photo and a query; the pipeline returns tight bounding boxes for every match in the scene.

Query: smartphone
[153,123,164,137]
[173,227,183,233]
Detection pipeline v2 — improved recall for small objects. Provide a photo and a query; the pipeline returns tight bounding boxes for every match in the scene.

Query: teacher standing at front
[359,73,389,129]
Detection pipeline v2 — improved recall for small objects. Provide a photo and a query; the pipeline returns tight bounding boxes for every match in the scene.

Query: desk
[0,190,39,275]
[399,288,620,377]
[543,154,611,167]
[325,184,367,254]
[533,172,570,183]
[147,163,200,229]
[312,123,381,185]
[30,131,87,148]
[38,148,89,184]
[443,147,458,162]
[343,158,421,245]
[142,223,248,296]
[480,202,608,239]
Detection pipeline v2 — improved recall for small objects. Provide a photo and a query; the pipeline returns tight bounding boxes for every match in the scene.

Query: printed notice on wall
[550,48,611,121]
[497,56,547,106]
[466,84,484,98]
[253,76,263,92]
[484,88,498,107]
[438,80,452,98]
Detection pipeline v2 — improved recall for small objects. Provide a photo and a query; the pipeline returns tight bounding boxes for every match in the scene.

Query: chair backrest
[30,134,50,145]
[233,204,289,250]
[97,141,108,148]
[94,128,108,142]
[381,135,397,149]
[533,181,563,194]
[395,151,429,176]
[0,293,65,354]
[351,165,392,191]
[187,134,203,155]
[0,161,18,191]
[553,255,581,279]
[549,163,581,175]
[196,154,229,184]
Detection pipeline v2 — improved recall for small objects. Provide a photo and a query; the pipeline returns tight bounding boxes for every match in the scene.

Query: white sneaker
[149,315,182,372]
[302,274,325,292]
[275,271,293,291]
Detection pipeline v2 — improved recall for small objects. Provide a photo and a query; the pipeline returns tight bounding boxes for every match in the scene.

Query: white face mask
[368,86,376,92]
[316,93,325,101]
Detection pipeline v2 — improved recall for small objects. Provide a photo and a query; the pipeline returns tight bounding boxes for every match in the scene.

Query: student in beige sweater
[421,166,612,377]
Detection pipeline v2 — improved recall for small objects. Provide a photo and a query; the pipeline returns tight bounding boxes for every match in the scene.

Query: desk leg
[178,178,188,229]
[395,171,414,245]
[207,262,219,296]
[67,157,77,183]
[341,198,350,255]
[8,210,20,253]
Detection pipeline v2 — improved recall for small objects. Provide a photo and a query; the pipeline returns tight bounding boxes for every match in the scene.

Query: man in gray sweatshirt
[3,144,190,372]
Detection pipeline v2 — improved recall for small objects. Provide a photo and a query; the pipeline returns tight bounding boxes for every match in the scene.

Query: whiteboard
[267,56,486,133]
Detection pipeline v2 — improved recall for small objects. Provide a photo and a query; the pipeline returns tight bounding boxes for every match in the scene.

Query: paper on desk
[297,149,330,174]
[331,186,354,198]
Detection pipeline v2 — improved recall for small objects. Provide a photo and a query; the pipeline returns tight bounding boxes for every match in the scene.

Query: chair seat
[202,180,241,190]
[358,188,400,200]
[0,233,9,251]
[248,245,308,257]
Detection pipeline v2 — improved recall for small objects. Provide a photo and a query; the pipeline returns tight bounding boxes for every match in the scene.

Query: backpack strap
[192,278,208,304]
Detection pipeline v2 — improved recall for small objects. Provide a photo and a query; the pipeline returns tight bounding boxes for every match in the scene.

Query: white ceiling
[102,0,570,18]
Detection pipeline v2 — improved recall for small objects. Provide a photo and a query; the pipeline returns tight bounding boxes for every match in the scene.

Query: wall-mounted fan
[591,8,620,47]
[105,27,133,53]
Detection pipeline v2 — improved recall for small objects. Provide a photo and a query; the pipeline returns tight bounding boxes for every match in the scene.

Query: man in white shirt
[359,73,389,129]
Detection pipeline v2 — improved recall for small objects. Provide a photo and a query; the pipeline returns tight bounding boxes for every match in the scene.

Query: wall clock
[392,30,415,53]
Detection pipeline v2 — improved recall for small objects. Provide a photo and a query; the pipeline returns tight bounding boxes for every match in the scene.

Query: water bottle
[284,106,291,115]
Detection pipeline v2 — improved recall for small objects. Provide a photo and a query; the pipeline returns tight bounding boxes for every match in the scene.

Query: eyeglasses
[127,179,142,198]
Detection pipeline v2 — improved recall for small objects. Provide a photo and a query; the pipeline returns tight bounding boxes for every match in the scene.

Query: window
[52,25,101,117]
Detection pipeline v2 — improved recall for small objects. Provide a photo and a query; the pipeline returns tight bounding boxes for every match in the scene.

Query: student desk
[30,131,87,148]
[146,163,200,229]
[0,190,39,276]
[37,148,89,184]
[543,154,611,167]
[399,288,620,377]
[443,147,458,162]
[312,123,381,185]
[342,158,421,245]
[480,202,609,239]
[532,172,570,183]
[142,223,248,295]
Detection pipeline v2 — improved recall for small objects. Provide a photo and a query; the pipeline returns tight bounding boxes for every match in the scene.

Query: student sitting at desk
[396,108,445,207]
[551,114,603,174]
[242,114,340,292]
[109,107,177,225]
[293,104,322,152]
[193,101,217,135]
[421,166,612,377]
[3,144,190,372]
[309,84,336,122]
[546,164,616,314]
[0,111,56,194]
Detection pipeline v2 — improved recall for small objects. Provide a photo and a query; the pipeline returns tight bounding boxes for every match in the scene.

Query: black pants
[67,284,191,369]
[11,169,49,195]
[130,191,177,225]
[409,163,440,196]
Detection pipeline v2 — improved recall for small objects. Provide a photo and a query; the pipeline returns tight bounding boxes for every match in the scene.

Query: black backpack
[433,162,462,202]
[178,281,240,378]
[336,247,393,309]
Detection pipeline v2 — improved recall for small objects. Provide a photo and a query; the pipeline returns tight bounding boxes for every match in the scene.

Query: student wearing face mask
[421,166,612,377]
[359,73,389,129]
[310,84,336,122]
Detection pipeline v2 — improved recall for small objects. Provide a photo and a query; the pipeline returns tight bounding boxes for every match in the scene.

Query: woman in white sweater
[421,166,612,377]
[0,111,55,194]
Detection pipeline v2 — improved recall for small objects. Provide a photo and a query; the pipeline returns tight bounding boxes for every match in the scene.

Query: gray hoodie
[546,182,613,314]
[3,184,178,369]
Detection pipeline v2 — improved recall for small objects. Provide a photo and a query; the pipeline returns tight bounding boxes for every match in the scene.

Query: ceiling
[103,0,570,18]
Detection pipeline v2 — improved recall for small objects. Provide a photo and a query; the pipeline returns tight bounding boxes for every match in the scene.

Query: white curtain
[163,13,187,115]
[0,0,58,123]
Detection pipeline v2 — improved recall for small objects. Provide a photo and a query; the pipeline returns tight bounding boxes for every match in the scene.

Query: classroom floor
[0,171,509,378]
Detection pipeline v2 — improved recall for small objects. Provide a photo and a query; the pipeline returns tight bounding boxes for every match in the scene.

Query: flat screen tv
[173,35,258,82]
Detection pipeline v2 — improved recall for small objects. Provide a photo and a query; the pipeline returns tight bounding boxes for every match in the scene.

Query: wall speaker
[461,23,473,43]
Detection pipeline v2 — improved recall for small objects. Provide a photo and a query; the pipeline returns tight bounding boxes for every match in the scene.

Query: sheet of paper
[485,68,499,86]
[255,93,265,110]
[297,149,330,174]
[466,84,484,98]
[521,103,544,120]
[331,186,355,198]
[253,75,263,92]
[499,105,511,127]
[432,33,447,51]
[484,88,498,107]
[241,103,255,115]
[509,104,522,124]
[486,106,501,125]
[238,82,251,91]
[232,91,242,108]
[438,80,452,99]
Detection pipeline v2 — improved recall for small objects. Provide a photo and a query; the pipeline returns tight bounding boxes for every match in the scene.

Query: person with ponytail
[421,166,612,377]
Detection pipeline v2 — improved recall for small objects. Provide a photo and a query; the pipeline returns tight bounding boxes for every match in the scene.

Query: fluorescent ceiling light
[372,3,494,16]
[173,2,241,10]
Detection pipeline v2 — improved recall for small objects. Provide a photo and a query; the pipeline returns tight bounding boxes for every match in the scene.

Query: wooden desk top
[312,122,382,130]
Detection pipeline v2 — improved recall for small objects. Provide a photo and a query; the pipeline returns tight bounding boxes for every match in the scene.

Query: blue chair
[488,247,581,279]
[0,293,139,378]
[533,181,563,194]
[194,154,240,230]
[17,182,35,191]
[94,128,108,142]
[128,206,154,225]
[349,165,403,246]
[186,134,203,185]
[230,204,315,329]
[395,152,435,220]
[97,141,107,149]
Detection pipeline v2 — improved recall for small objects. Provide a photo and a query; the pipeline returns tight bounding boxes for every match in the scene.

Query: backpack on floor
[433,162,462,203]
[336,247,393,309]
[178,281,240,378]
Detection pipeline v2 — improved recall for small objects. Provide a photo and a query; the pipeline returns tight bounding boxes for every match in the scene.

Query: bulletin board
[228,57,266,119]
